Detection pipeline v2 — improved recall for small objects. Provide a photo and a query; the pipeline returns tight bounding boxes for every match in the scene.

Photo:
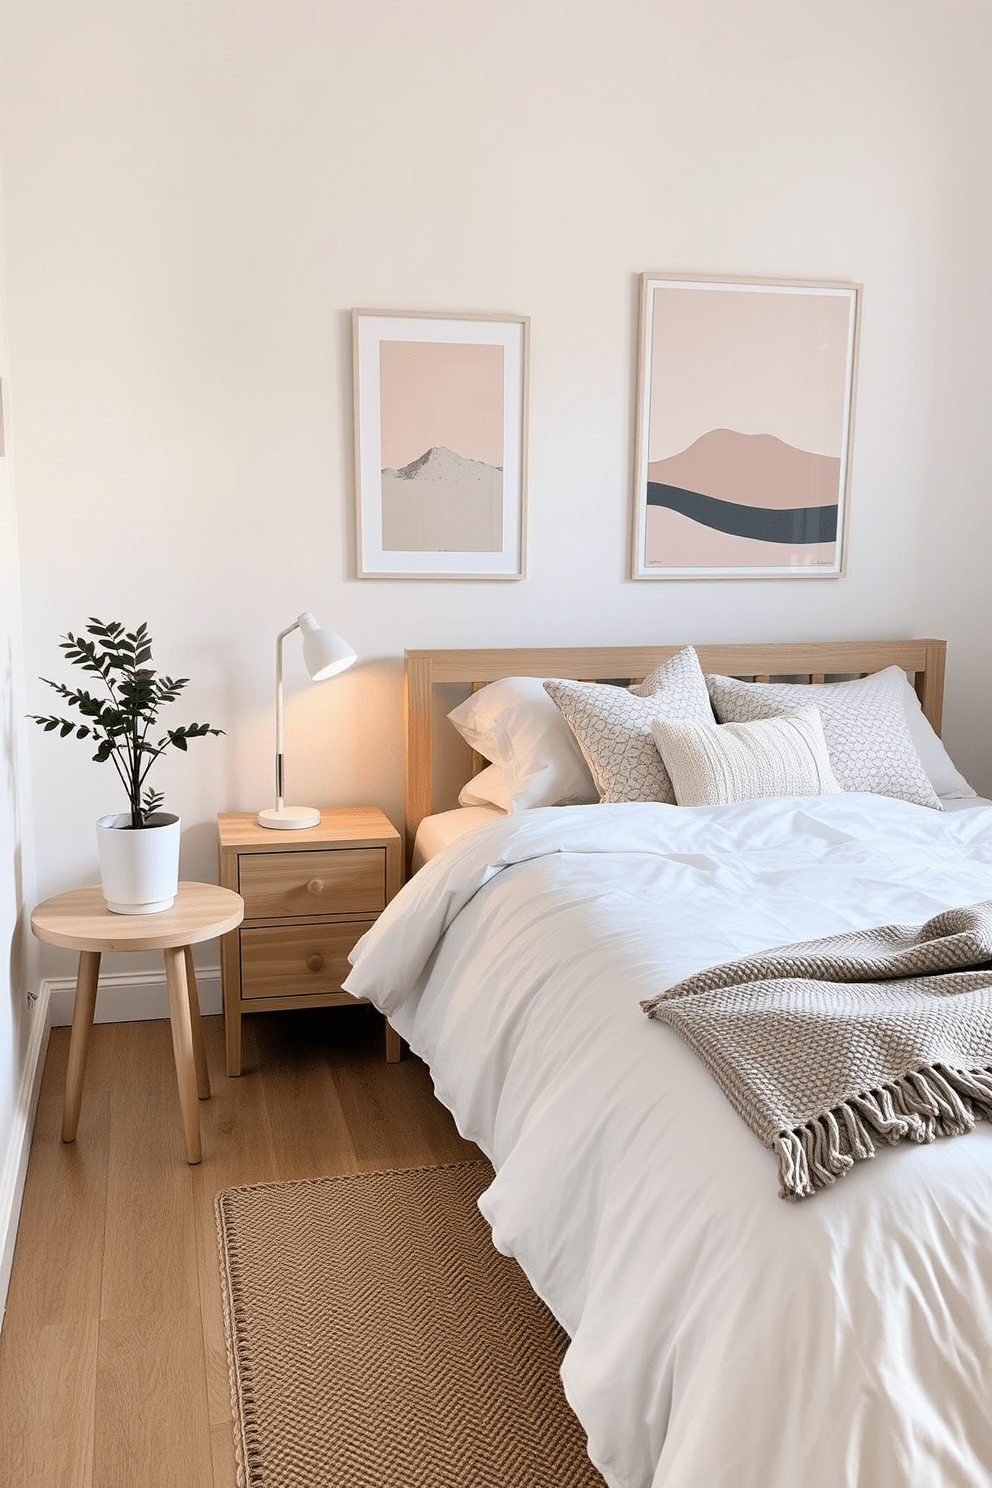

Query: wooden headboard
[403,639,947,870]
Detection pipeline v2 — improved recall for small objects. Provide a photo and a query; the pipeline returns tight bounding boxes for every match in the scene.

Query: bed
[344,639,992,1488]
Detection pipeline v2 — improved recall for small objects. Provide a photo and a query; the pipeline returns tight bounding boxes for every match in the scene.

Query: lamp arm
[273,620,300,813]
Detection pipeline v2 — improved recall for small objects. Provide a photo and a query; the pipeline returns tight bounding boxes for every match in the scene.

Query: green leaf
[35,619,221,811]
[141,787,164,817]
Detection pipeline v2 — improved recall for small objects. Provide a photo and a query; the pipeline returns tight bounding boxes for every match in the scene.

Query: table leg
[183,946,211,1100]
[164,946,203,1165]
[225,1015,242,1079]
[385,1020,402,1063]
[62,950,101,1143]
[222,937,243,1078]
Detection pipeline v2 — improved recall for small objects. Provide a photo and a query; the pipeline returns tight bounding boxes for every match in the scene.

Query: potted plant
[30,618,223,914]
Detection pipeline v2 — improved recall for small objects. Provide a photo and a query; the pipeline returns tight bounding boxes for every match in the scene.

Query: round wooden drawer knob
[306,878,324,896]
[307,953,324,973]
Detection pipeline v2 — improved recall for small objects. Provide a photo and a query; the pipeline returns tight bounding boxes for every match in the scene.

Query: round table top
[30,881,245,953]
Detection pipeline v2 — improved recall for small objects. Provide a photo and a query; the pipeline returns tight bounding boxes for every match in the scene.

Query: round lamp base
[257,806,322,831]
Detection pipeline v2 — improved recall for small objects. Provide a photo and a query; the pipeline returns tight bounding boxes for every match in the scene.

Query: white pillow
[651,709,841,808]
[705,666,942,811]
[899,673,975,799]
[457,763,510,813]
[543,646,714,804]
[447,676,597,811]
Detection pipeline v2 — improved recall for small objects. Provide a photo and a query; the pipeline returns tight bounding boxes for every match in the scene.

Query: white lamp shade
[298,612,357,681]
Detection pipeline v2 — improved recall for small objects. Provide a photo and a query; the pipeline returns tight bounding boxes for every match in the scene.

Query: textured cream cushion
[651,709,841,808]
[448,676,597,811]
[705,666,942,811]
[544,647,714,804]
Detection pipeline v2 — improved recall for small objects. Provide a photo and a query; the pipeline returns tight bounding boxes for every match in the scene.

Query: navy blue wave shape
[647,483,837,546]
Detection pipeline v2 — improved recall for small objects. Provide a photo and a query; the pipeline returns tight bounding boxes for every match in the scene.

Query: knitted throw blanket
[641,900,992,1202]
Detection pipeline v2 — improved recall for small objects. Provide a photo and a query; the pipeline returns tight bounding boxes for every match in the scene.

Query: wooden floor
[0,1005,480,1487]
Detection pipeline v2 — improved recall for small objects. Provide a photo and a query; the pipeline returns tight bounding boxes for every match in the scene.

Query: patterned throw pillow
[705,666,942,810]
[544,646,714,803]
[651,709,841,807]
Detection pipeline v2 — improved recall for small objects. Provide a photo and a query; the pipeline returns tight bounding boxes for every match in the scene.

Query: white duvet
[345,793,992,1488]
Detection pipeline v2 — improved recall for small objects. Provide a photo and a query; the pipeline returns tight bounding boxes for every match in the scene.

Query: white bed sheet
[941,794,992,812]
[411,803,505,871]
[346,794,992,1488]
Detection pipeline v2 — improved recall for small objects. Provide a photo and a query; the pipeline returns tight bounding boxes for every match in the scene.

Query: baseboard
[46,965,222,1027]
[0,989,52,1318]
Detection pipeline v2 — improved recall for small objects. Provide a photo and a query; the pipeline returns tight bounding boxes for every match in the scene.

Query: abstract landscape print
[353,310,528,579]
[632,275,860,579]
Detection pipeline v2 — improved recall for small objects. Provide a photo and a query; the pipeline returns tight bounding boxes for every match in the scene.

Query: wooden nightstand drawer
[240,920,375,1001]
[218,807,403,1075]
[238,848,386,920]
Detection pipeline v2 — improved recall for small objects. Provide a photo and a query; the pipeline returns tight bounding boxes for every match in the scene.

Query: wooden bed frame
[403,639,947,871]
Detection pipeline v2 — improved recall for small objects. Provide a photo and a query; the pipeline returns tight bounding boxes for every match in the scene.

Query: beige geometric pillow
[544,646,714,803]
[651,709,841,808]
[705,667,942,810]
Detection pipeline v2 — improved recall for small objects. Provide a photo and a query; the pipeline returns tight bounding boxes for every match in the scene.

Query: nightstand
[217,806,403,1076]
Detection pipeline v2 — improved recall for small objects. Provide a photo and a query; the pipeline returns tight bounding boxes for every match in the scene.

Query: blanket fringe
[774,1062,992,1202]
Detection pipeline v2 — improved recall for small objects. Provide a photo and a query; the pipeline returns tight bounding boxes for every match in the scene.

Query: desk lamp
[257,612,357,830]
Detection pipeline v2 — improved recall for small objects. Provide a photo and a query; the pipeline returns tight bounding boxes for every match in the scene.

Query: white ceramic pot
[95,811,181,914]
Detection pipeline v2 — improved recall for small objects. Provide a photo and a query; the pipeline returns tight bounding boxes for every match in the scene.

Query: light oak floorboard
[0,1018,114,1488]
[94,1309,213,1488]
[101,1019,203,1321]
[192,1018,280,1469]
[0,1005,479,1488]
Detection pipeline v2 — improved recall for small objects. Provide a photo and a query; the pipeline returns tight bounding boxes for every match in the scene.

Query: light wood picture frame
[631,273,861,580]
[353,309,529,579]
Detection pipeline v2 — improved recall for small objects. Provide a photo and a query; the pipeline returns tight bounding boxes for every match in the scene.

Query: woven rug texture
[215,1159,605,1487]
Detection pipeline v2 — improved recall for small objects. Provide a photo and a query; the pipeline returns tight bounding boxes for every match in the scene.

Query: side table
[30,881,245,1164]
[217,807,402,1077]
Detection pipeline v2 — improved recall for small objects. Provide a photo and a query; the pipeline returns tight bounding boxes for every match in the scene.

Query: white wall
[0,150,44,1307]
[0,0,990,995]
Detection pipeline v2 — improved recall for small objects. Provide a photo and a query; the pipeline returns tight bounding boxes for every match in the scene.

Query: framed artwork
[632,273,861,580]
[353,309,529,579]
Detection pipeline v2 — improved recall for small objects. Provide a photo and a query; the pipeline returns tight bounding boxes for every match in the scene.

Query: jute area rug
[215,1159,606,1487]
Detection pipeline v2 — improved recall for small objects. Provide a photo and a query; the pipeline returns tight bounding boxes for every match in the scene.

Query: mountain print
[381,446,503,553]
[645,429,841,565]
